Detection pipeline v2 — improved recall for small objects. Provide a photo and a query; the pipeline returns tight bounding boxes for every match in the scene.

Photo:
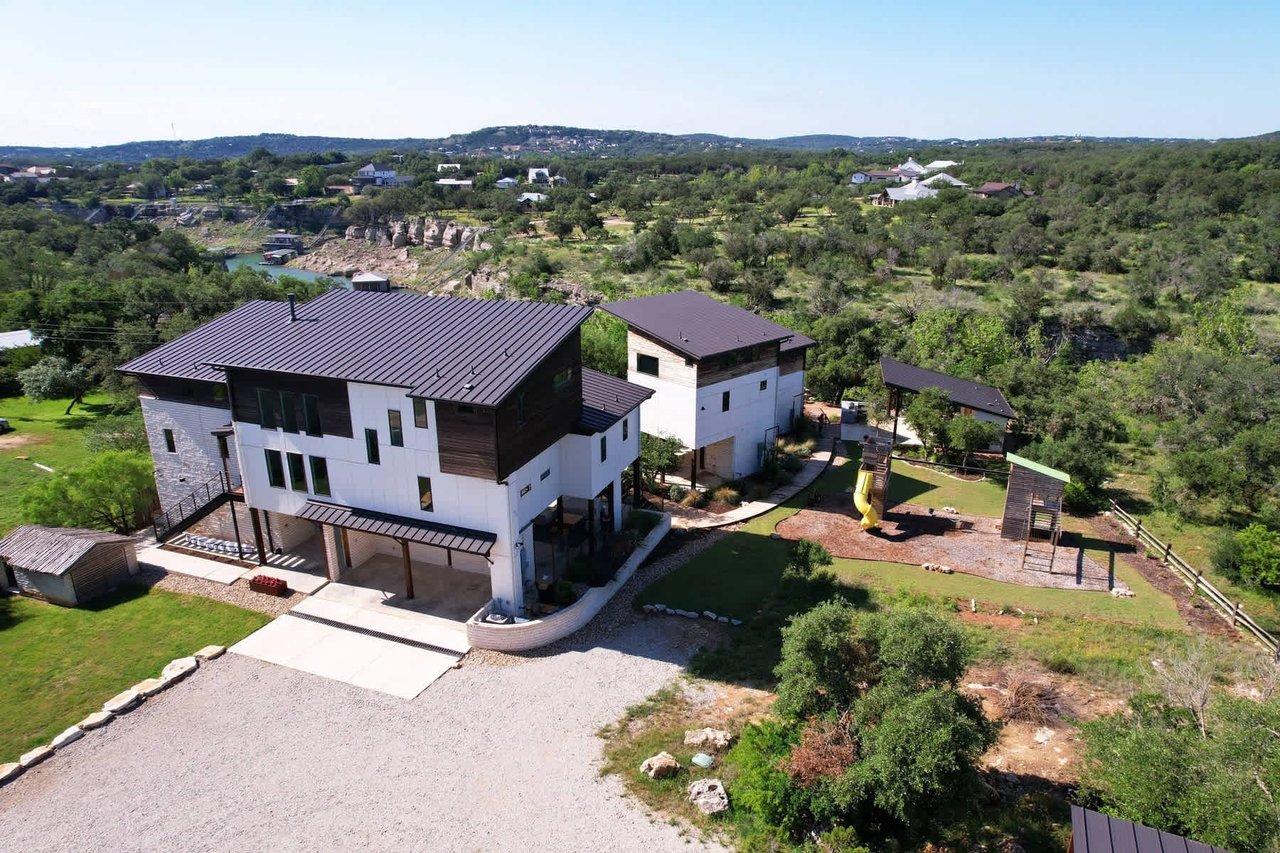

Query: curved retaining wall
[466,513,672,652]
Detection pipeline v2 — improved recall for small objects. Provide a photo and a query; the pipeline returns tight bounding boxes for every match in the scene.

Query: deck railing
[153,472,240,541]
[1108,500,1278,658]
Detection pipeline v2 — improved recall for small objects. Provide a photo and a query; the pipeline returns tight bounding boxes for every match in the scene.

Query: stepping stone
[19,745,53,769]
[79,711,112,731]
[51,726,84,750]
[0,762,21,785]
[194,645,226,661]
[103,689,140,715]
[161,656,198,684]
[133,678,167,697]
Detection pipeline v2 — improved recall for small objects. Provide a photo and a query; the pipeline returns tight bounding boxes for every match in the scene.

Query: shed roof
[1071,806,1227,853]
[879,356,1017,419]
[577,367,653,433]
[1006,452,1070,483]
[296,501,495,557]
[351,271,390,283]
[117,290,592,408]
[600,291,806,361]
[0,525,134,575]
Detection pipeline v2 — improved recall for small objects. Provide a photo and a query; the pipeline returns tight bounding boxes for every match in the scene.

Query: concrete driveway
[0,618,726,853]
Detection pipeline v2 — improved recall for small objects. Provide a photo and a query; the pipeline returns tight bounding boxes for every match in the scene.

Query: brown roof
[118,291,592,408]
[976,181,1018,193]
[577,368,653,433]
[0,525,135,575]
[880,356,1016,419]
[1071,806,1227,853]
[600,291,807,361]
[296,501,496,557]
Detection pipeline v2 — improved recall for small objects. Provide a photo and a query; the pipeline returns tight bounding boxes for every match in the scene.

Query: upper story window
[213,384,227,403]
[412,397,429,429]
[365,428,380,465]
[553,367,573,391]
[760,379,768,391]
[309,456,331,497]
[636,354,659,377]
[418,476,434,512]
[162,429,176,453]
[280,391,299,433]
[264,449,285,488]
[622,416,629,442]
[388,409,404,446]
[722,391,731,412]
[257,389,280,430]
[302,394,322,437]
[600,435,607,462]
[286,452,307,492]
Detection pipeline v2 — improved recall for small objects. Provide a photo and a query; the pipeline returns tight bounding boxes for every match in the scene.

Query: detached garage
[0,526,138,607]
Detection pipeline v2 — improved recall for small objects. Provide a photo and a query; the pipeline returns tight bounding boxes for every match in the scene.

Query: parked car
[0,417,10,433]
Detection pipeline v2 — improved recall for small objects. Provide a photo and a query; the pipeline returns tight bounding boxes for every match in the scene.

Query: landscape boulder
[687,778,730,815]
[51,725,84,750]
[0,762,20,785]
[639,751,681,780]
[19,745,54,769]
[684,727,735,750]
[344,225,364,240]
[79,711,112,731]
[133,677,168,698]
[103,688,141,715]
[194,645,226,662]
[1110,586,1135,598]
[162,656,199,685]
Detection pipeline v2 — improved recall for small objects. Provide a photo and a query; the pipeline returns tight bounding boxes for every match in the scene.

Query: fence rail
[1108,500,1278,657]
[153,472,239,541]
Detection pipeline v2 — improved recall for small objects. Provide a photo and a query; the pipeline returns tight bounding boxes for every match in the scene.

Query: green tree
[785,538,834,580]
[946,415,1001,468]
[295,165,327,198]
[580,312,627,377]
[774,599,871,719]
[903,386,953,453]
[20,451,156,533]
[639,432,685,489]
[19,356,93,415]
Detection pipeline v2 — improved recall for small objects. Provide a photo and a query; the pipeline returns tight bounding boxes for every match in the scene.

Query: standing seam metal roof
[0,525,135,575]
[1070,806,1227,853]
[879,356,1017,420]
[600,291,808,361]
[116,291,593,407]
[577,368,654,433]
[296,501,496,556]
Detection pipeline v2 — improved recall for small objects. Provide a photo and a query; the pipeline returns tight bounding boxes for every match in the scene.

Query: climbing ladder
[1020,493,1062,573]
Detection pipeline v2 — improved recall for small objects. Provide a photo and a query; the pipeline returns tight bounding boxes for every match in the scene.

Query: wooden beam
[401,539,415,600]
[690,452,697,492]
[248,508,267,565]
[228,500,245,562]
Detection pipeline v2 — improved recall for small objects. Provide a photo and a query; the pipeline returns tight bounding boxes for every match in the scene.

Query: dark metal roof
[117,291,593,407]
[780,331,816,353]
[1071,806,1228,853]
[879,356,1017,419]
[0,525,135,575]
[577,368,653,434]
[296,501,496,557]
[600,291,806,361]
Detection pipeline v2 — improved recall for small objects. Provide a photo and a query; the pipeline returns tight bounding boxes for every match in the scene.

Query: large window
[264,449,285,488]
[287,452,307,492]
[412,397,429,429]
[162,428,176,453]
[309,456,330,497]
[388,409,404,446]
[622,416,629,441]
[637,353,659,377]
[302,394,322,437]
[280,391,299,433]
[365,428,380,465]
[722,390,731,412]
[257,389,280,430]
[418,476,434,512]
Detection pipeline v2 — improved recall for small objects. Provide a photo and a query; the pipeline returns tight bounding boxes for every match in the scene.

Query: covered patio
[526,481,629,601]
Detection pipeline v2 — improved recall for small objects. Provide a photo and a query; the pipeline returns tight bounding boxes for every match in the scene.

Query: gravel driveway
[0,531,731,853]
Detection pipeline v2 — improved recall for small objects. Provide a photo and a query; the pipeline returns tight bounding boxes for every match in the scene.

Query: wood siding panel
[67,544,131,603]
[697,343,780,387]
[136,376,229,410]
[227,368,353,438]
[437,404,499,479]
[779,348,806,376]
[628,331,696,388]
[1000,465,1065,540]
[496,332,581,481]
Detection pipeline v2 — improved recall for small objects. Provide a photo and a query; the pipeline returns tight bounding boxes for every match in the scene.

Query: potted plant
[249,574,289,596]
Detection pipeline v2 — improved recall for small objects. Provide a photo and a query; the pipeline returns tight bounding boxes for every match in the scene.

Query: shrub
[710,486,742,505]
[774,599,870,719]
[1041,653,1080,675]
[786,538,834,580]
[1213,525,1280,586]
[785,713,860,788]
[667,484,688,502]
[727,721,811,837]
[1063,480,1105,511]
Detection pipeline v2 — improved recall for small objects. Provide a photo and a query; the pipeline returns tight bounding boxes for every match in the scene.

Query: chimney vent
[287,293,297,322]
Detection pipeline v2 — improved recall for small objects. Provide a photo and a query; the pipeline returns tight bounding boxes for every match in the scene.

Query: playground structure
[854,438,890,530]
[1000,453,1069,574]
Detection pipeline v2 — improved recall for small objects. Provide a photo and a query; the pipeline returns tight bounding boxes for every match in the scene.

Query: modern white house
[527,167,551,185]
[601,291,813,489]
[495,176,519,189]
[354,163,414,187]
[118,291,652,621]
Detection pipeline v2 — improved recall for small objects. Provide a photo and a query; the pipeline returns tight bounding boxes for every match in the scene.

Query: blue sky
[2,0,1277,146]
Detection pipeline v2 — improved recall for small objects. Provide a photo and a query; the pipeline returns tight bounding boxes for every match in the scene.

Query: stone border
[466,513,672,651]
[641,604,744,626]
[0,645,227,789]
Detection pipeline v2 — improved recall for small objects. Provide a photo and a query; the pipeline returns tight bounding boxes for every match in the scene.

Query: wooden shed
[0,526,138,607]
[1000,452,1069,542]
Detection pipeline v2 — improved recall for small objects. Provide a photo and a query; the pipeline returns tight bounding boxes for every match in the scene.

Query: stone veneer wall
[140,397,238,509]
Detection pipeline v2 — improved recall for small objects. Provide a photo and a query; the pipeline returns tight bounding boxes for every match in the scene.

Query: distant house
[895,157,927,178]
[0,525,138,607]
[0,329,38,351]
[924,159,962,171]
[352,271,392,292]
[527,167,551,185]
[851,169,901,185]
[517,192,548,206]
[435,178,474,189]
[495,176,519,189]
[550,175,568,187]
[436,163,462,173]
[920,172,969,188]
[262,233,304,253]
[871,180,938,207]
[354,163,414,188]
[975,181,1027,200]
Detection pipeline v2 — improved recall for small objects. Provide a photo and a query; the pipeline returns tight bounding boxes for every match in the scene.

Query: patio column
[632,459,642,508]
[400,539,415,599]
[587,497,597,558]
[690,451,698,491]
[227,500,245,561]
[249,508,267,565]
[612,477,623,532]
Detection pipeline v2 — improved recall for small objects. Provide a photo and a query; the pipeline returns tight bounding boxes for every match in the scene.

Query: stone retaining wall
[466,513,671,651]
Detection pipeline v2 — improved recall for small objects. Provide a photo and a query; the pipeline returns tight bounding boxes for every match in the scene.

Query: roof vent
[462,382,474,391]
[287,293,297,322]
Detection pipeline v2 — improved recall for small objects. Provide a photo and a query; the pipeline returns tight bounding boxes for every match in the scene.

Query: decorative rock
[691,752,714,768]
[684,611,700,620]
[684,727,735,750]
[344,224,364,240]
[717,616,730,624]
[161,656,199,684]
[51,726,84,749]
[702,611,717,620]
[194,645,226,661]
[103,688,140,714]
[133,677,167,697]
[640,751,682,780]
[641,604,655,613]
[79,711,112,731]
[1110,586,1135,598]
[19,745,53,769]
[730,619,743,626]
[687,778,730,815]
[0,762,21,785]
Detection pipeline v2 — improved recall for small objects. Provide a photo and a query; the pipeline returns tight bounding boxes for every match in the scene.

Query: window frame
[257,389,280,430]
[622,416,629,442]
[309,456,331,497]
[280,391,299,433]
[286,451,308,492]
[388,409,404,447]
[636,353,659,377]
[302,394,322,437]
[759,379,768,391]
[412,397,429,429]
[722,390,731,412]
[365,428,380,465]
[552,367,573,391]
[162,428,176,453]
[417,476,434,512]
[264,449,285,488]
[600,434,607,463]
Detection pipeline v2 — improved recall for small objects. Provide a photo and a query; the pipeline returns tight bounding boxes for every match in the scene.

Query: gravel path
[0,529,732,853]
[136,564,302,616]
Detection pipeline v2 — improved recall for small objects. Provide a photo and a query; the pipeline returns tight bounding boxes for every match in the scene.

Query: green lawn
[887,460,1008,517]
[0,587,268,759]
[0,394,117,535]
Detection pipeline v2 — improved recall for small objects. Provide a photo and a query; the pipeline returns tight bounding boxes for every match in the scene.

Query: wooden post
[1134,518,1143,541]
[690,452,698,492]
[249,508,267,565]
[401,539,415,600]
[1232,602,1241,626]
[228,500,245,562]
[555,497,565,584]
[632,459,642,509]
[1163,542,1172,564]
[340,528,351,569]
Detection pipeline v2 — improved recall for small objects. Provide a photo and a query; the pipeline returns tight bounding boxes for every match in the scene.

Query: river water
[225,253,350,288]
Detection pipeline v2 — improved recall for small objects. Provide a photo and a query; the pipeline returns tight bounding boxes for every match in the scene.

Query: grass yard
[887,460,1008,517]
[0,587,269,759]
[0,394,118,535]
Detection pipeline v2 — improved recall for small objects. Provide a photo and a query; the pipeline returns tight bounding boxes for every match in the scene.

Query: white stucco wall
[776,369,806,434]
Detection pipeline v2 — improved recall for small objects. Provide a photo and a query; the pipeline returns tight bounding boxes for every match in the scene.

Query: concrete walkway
[135,542,330,594]
[671,427,841,530]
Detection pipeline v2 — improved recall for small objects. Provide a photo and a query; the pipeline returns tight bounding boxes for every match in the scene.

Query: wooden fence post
[1163,543,1172,564]
[1233,602,1241,626]
[1135,518,1143,540]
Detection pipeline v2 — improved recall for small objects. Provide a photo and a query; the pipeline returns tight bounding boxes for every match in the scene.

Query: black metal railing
[153,472,240,541]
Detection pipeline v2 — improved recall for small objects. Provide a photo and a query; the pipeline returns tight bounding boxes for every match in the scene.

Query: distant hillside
[0,124,1241,164]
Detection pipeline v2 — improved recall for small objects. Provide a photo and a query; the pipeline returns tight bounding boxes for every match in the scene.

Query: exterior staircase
[152,472,241,542]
